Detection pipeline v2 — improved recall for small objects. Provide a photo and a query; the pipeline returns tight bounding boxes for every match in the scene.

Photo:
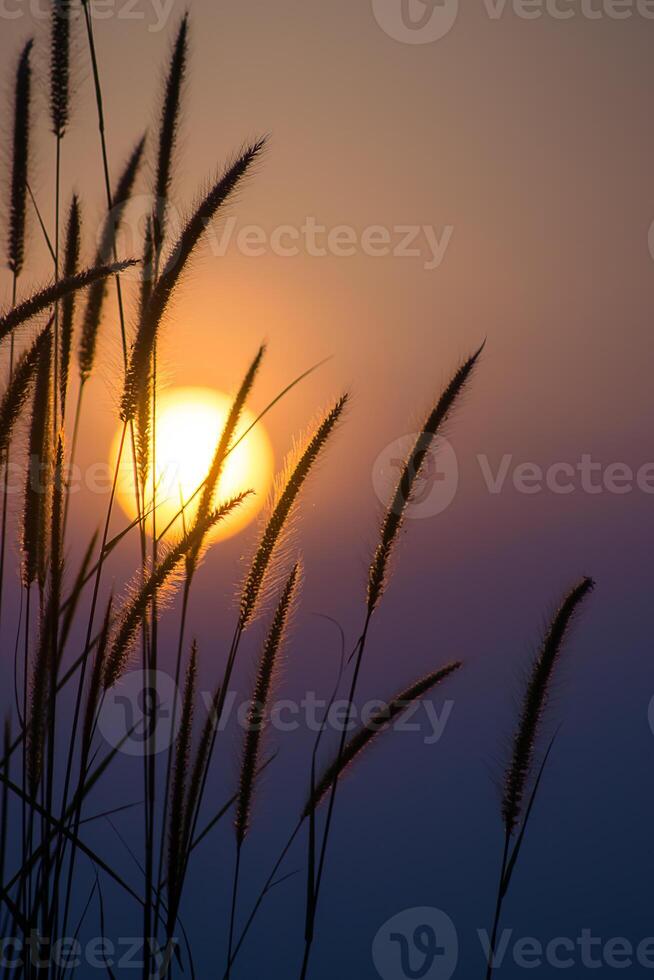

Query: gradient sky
[1,1,654,977]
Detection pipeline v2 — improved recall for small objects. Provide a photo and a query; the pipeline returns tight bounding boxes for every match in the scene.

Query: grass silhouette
[0,11,596,980]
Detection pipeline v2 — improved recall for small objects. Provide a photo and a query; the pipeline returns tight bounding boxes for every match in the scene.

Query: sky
[1,1,654,977]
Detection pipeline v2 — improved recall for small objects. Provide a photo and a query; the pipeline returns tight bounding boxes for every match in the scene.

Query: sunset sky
[1,1,653,976]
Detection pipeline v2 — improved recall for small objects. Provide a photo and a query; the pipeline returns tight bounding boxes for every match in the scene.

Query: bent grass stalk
[0,324,53,462]
[0,260,138,344]
[303,663,462,815]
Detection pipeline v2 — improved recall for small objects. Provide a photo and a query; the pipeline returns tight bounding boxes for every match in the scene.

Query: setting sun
[112,387,274,542]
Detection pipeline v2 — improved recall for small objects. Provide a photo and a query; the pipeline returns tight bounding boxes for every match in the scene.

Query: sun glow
[112,387,274,542]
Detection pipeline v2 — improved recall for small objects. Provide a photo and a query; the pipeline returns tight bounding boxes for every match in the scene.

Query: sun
[112,386,274,542]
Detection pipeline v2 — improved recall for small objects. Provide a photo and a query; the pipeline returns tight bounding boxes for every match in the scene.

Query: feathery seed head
[50,0,71,138]
[501,576,595,835]
[7,39,33,277]
[78,141,145,380]
[120,139,267,422]
[236,562,301,845]
[0,322,52,461]
[0,259,137,346]
[367,344,484,614]
[103,495,248,689]
[60,194,82,411]
[21,330,53,589]
[152,14,188,256]
[239,394,347,629]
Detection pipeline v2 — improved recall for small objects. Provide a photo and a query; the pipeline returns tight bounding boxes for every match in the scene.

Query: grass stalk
[485,578,595,979]
[227,564,300,976]
[0,276,19,644]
